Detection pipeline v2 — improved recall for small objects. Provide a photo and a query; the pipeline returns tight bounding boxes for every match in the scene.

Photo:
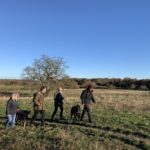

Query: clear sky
[0,0,150,79]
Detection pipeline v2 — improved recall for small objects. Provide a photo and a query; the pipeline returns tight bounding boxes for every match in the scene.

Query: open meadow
[0,89,150,150]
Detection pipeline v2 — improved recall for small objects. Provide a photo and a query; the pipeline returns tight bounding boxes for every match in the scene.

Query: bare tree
[22,55,68,81]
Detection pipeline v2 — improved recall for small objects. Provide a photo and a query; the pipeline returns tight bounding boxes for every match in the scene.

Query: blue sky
[0,0,150,79]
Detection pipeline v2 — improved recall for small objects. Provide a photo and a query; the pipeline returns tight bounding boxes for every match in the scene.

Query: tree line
[0,77,150,91]
[74,78,150,90]
[0,55,149,93]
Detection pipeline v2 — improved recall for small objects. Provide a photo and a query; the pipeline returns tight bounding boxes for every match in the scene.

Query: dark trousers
[80,105,92,122]
[51,103,63,119]
[30,110,45,125]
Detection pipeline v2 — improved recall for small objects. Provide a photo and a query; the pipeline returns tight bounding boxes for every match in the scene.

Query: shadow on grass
[0,117,149,150]
[0,117,150,140]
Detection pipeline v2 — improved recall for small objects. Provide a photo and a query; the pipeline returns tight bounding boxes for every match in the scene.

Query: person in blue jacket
[51,87,64,120]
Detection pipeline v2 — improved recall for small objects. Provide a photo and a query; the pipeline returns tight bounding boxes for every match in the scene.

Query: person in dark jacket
[51,87,64,120]
[6,93,19,128]
[80,84,96,123]
[30,86,47,126]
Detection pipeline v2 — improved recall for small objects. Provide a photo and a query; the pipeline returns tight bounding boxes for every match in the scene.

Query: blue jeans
[6,114,16,128]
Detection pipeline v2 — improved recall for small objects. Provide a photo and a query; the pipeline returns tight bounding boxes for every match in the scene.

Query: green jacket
[33,92,45,110]
[80,90,96,105]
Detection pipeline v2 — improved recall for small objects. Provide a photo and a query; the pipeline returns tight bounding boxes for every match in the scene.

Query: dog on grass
[71,105,81,120]
[16,110,31,127]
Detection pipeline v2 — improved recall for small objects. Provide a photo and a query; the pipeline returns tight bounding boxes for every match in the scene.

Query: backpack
[31,92,37,106]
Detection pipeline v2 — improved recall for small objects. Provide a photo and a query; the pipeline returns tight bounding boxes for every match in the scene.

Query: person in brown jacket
[30,86,47,126]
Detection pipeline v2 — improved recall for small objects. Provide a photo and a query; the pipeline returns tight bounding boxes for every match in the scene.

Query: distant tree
[22,55,68,82]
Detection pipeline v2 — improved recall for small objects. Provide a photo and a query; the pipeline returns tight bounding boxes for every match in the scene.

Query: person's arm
[80,91,85,104]
[16,101,20,112]
[58,93,64,102]
[34,93,41,106]
[6,100,11,115]
[54,92,57,100]
[61,93,64,100]
[91,94,96,103]
[16,101,19,108]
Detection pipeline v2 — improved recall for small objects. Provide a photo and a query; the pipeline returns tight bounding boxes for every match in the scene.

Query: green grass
[0,89,150,150]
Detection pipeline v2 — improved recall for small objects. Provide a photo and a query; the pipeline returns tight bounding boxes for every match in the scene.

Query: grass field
[0,89,150,150]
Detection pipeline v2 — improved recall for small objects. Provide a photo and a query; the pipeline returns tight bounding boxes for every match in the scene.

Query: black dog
[16,110,31,127]
[71,105,81,120]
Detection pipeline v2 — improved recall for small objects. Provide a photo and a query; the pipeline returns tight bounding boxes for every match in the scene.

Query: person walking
[30,86,47,126]
[51,87,65,120]
[80,84,96,123]
[6,93,19,128]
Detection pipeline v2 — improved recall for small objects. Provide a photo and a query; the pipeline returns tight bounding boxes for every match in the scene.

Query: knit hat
[86,84,92,91]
